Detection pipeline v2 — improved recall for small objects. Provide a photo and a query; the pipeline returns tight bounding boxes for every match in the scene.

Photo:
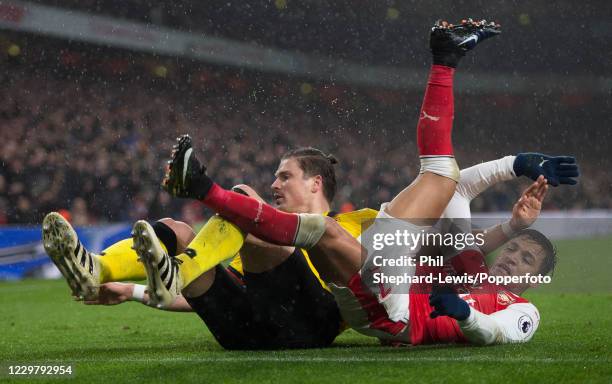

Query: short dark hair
[511,229,557,276]
[281,147,338,203]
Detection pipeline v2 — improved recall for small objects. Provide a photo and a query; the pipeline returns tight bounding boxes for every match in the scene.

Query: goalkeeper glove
[429,285,471,321]
[513,153,579,187]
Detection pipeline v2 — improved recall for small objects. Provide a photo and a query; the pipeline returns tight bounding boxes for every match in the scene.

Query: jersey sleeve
[442,156,516,222]
[458,302,540,345]
[456,156,516,201]
[441,193,473,220]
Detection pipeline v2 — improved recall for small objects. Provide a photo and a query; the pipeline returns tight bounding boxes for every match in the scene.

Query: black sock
[151,221,178,256]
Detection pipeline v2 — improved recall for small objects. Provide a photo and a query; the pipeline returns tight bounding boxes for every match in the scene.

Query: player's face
[489,235,546,291]
[271,158,316,213]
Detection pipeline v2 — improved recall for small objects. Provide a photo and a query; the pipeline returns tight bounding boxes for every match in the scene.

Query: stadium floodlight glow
[7,44,20,57]
[387,8,400,20]
[153,65,168,78]
[300,82,313,95]
[274,0,287,10]
[518,13,531,26]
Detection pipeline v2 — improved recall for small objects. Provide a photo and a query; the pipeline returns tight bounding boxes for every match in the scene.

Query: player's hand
[429,285,471,321]
[513,152,579,187]
[83,283,133,305]
[510,175,548,230]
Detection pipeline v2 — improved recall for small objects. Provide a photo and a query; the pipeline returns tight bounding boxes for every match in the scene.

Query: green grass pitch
[1,236,610,383]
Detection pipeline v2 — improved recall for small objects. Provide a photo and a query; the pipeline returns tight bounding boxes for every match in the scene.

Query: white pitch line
[41,356,610,364]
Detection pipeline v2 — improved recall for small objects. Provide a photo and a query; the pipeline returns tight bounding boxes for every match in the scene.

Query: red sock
[201,183,299,245]
[417,65,455,157]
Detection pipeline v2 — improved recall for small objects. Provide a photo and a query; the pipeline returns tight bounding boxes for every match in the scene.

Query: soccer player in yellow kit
[44,147,373,349]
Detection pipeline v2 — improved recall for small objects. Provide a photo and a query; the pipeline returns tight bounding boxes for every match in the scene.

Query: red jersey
[409,286,530,345]
[409,249,533,345]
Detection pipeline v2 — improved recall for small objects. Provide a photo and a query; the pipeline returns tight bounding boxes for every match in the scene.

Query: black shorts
[185,249,342,350]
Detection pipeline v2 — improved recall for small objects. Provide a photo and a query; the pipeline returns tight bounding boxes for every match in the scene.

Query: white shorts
[329,203,432,342]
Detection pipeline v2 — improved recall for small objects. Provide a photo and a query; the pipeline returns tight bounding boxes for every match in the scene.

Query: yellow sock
[97,238,169,283]
[177,215,245,287]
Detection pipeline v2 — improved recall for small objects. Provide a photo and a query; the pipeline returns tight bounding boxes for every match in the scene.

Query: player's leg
[42,212,195,300]
[313,19,502,341]
[97,219,192,283]
[42,212,166,298]
[42,212,100,299]
[132,214,245,307]
[385,20,501,222]
[162,135,309,247]
[159,218,196,255]
[132,212,345,305]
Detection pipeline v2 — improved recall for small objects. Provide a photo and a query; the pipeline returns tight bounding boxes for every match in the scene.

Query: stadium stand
[0,33,609,225]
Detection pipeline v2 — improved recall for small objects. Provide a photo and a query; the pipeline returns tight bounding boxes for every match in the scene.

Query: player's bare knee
[421,172,458,197]
[158,218,196,252]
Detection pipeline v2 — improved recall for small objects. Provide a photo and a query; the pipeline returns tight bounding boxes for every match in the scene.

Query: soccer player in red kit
[400,152,564,345]
[405,177,554,345]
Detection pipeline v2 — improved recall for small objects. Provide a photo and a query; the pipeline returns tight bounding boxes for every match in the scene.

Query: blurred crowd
[1,55,610,226]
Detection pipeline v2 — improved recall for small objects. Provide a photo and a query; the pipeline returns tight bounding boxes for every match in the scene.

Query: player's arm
[457,153,578,201]
[83,282,194,312]
[429,287,539,345]
[443,152,577,222]
[454,156,516,204]
[457,303,540,345]
[478,176,548,255]
[453,153,577,253]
